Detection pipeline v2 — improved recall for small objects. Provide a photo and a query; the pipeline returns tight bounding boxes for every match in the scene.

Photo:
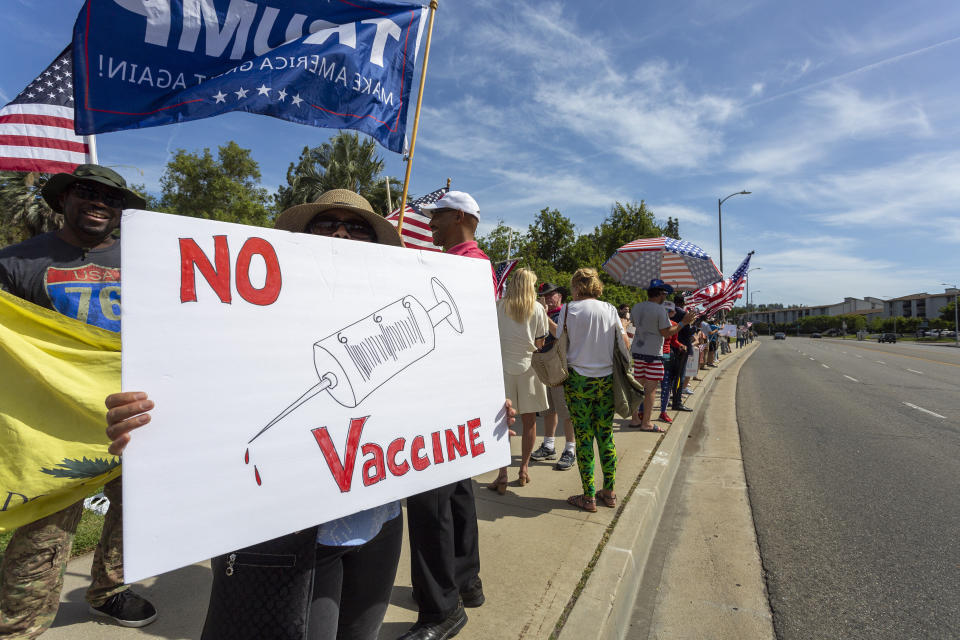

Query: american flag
[386,187,448,251]
[493,259,518,300]
[0,47,90,174]
[686,252,752,317]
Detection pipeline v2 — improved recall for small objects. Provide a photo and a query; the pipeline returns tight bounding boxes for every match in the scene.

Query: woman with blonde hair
[490,268,550,493]
[553,268,629,512]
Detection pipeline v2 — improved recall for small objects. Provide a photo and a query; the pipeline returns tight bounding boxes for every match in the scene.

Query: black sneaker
[555,450,576,470]
[89,590,157,628]
[530,443,556,461]
[460,577,485,607]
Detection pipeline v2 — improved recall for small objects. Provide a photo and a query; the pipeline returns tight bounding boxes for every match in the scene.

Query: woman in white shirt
[554,268,629,512]
[492,268,549,493]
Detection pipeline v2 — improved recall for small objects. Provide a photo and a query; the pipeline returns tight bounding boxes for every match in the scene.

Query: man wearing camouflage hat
[0,165,157,636]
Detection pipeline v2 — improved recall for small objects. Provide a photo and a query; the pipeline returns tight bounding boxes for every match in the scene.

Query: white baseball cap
[421,190,480,221]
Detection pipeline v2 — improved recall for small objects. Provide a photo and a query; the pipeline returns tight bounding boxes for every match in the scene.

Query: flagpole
[385,176,393,212]
[85,135,98,165]
[397,0,439,241]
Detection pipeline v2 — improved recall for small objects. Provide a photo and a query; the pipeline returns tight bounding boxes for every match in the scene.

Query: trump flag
[71,0,426,153]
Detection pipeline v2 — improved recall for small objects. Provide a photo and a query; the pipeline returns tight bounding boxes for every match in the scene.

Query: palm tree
[0,172,61,245]
[275,132,401,215]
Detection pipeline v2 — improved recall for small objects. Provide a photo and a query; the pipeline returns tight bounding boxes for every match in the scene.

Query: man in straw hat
[0,165,157,635]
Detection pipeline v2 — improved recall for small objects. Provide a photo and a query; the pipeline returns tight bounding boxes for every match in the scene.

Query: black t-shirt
[672,307,695,346]
[0,232,121,332]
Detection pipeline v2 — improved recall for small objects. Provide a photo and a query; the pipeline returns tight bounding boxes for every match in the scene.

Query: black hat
[42,164,147,213]
[538,282,560,296]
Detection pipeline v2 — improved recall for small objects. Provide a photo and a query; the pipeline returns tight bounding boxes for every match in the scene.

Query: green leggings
[563,370,616,497]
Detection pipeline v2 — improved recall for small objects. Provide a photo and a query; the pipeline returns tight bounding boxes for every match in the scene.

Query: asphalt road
[737,337,960,640]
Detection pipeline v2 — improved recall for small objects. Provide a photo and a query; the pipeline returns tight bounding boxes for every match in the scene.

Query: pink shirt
[447,240,496,294]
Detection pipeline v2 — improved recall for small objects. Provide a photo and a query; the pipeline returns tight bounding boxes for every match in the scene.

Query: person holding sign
[0,165,157,635]
[106,189,516,640]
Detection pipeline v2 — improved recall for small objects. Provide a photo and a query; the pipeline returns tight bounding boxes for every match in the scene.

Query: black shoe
[397,606,467,640]
[672,405,694,412]
[555,449,576,471]
[89,590,157,628]
[460,578,485,607]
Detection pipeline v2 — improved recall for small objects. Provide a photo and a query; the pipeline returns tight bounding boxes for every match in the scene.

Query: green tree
[525,208,577,271]
[159,142,271,227]
[662,216,680,239]
[0,172,60,245]
[939,299,957,324]
[275,132,398,214]
[593,200,662,263]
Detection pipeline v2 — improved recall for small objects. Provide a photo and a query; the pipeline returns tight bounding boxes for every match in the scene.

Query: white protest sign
[119,211,509,582]
[720,323,737,337]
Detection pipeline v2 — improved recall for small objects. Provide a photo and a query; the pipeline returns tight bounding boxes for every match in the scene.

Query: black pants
[406,479,480,622]
[670,349,688,409]
[309,513,404,640]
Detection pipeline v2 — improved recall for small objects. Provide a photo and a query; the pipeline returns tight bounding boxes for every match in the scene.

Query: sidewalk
[44,343,759,640]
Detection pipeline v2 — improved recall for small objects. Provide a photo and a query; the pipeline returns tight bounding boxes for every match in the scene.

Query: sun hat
[41,164,147,213]
[647,278,674,295]
[537,282,561,296]
[420,190,480,221]
[274,189,402,247]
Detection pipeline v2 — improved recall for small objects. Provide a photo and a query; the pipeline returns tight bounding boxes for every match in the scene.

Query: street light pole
[746,267,762,311]
[717,190,751,273]
[942,283,959,347]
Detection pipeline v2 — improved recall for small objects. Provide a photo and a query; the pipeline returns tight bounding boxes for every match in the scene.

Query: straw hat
[274,189,401,246]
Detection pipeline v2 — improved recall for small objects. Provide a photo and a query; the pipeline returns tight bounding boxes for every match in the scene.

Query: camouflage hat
[41,164,147,213]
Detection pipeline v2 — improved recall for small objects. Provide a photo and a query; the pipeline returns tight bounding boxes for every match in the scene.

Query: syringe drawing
[244,277,463,485]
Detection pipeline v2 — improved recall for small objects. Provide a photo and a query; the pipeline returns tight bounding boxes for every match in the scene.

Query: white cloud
[750,82,764,97]
[732,86,930,174]
[652,204,714,228]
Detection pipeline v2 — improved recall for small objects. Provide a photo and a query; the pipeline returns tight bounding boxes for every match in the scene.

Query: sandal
[487,477,508,495]
[517,471,531,487]
[567,494,597,512]
[596,490,617,508]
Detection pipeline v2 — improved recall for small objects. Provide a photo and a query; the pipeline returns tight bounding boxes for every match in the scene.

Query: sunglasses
[306,216,375,240]
[71,183,125,208]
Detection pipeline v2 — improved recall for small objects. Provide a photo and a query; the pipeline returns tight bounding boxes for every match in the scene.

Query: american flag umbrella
[601,237,722,291]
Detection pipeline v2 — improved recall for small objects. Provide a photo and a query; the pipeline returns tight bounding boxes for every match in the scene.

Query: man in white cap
[397,191,488,640]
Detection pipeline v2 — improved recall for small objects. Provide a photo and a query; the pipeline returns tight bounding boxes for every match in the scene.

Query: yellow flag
[0,289,121,532]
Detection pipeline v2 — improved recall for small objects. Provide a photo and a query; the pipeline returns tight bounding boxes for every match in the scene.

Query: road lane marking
[907,369,924,374]
[856,355,863,358]
[832,343,960,368]
[876,360,885,364]
[822,364,830,368]
[844,375,859,382]
[809,357,815,361]
[902,402,946,419]
[842,351,847,354]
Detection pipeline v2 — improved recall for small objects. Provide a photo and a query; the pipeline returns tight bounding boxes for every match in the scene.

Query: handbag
[201,527,318,640]
[531,306,569,387]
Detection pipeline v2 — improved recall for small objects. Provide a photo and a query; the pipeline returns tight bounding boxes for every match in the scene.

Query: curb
[557,342,759,640]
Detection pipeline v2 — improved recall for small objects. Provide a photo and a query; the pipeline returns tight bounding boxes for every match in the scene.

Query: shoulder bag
[531,305,569,387]
[201,527,318,640]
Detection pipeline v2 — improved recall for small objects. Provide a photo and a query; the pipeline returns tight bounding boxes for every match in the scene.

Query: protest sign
[720,324,737,337]
[120,211,509,582]
[72,0,425,152]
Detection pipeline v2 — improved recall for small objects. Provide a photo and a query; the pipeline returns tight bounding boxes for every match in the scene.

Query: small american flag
[0,47,90,174]
[386,187,448,251]
[493,259,518,300]
[686,252,752,317]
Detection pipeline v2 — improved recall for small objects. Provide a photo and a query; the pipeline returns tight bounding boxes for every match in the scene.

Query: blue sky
[2,0,958,306]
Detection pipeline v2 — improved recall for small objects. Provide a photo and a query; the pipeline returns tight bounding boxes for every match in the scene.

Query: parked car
[941,330,956,337]
[811,332,822,338]
[774,332,786,340]
[878,333,897,343]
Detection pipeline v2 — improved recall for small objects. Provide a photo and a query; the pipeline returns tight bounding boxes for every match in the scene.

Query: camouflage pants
[0,477,126,639]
